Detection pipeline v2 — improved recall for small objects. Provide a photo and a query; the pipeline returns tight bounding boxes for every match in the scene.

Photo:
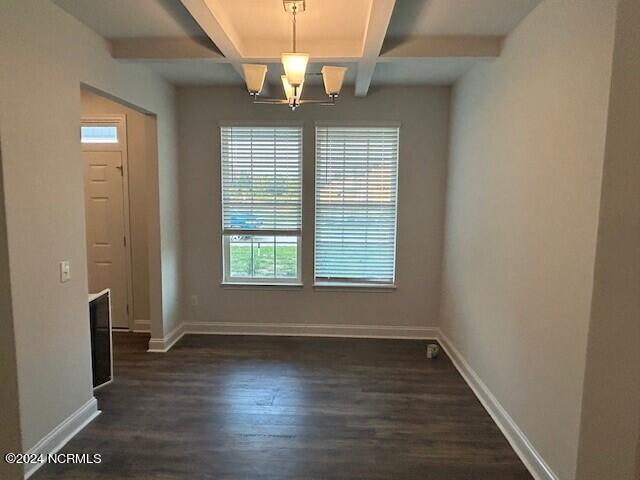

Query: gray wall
[0,0,180,455]
[0,142,22,480]
[575,0,640,477]
[178,86,449,332]
[81,89,152,328]
[439,1,617,478]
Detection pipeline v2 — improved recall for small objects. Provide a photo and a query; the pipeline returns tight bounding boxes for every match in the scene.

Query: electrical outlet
[60,261,71,283]
[190,295,199,306]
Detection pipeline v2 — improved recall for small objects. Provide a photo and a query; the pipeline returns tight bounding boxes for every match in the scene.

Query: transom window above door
[80,125,119,144]
[220,125,303,285]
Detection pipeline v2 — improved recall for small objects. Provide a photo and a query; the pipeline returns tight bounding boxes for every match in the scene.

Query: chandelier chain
[292,5,297,52]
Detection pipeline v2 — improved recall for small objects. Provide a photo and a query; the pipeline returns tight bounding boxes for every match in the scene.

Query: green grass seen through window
[230,243,297,278]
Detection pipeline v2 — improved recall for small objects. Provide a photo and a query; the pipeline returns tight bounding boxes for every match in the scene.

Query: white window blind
[315,125,399,285]
[221,126,302,283]
[221,126,302,233]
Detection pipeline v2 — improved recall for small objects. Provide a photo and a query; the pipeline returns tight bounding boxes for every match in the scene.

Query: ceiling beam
[108,35,501,63]
[110,37,226,61]
[179,0,244,76]
[355,0,396,97]
[242,39,362,62]
[379,35,503,60]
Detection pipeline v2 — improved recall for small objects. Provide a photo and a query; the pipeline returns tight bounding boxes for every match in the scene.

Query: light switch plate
[60,261,71,283]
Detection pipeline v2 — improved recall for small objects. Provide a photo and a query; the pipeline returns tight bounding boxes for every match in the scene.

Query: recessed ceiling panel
[52,0,207,39]
[387,0,540,37]
[215,0,371,58]
[371,59,483,86]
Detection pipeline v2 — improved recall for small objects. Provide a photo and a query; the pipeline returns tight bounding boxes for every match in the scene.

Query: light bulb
[281,53,309,87]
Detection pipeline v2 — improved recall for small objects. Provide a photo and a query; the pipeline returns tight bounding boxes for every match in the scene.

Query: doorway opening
[80,87,155,333]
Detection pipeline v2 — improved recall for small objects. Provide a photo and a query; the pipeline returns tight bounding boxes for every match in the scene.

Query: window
[81,125,118,143]
[315,125,399,286]
[221,126,302,284]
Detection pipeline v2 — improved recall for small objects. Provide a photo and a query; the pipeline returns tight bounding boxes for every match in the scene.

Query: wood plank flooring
[35,333,532,479]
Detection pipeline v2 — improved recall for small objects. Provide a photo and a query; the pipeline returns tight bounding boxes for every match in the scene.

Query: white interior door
[82,116,131,329]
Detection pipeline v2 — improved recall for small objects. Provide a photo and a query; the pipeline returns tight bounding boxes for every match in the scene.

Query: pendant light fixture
[242,0,347,110]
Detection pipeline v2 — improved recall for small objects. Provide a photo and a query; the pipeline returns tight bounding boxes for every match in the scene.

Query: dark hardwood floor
[35,333,532,479]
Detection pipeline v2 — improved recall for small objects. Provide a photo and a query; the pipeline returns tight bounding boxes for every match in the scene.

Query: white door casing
[82,115,133,329]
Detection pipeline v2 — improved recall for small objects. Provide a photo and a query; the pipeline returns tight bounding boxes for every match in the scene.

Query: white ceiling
[372,59,479,86]
[145,60,240,86]
[51,0,541,88]
[52,0,206,38]
[219,0,371,58]
[386,0,541,37]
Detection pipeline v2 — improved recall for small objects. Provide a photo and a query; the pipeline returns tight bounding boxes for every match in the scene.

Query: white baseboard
[24,397,100,479]
[436,330,557,480]
[132,319,150,333]
[146,321,436,352]
[147,322,185,352]
[183,321,439,340]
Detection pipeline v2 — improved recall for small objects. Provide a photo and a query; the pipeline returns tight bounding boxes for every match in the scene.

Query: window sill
[313,282,397,291]
[221,282,303,290]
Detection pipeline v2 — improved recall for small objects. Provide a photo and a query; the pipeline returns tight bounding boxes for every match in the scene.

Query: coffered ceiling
[52,0,541,94]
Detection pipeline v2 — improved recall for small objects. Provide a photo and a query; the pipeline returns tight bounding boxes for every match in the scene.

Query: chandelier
[242,0,347,110]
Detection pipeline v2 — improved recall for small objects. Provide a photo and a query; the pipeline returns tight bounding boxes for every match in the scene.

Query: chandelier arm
[298,98,337,106]
[251,97,336,106]
[252,98,291,104]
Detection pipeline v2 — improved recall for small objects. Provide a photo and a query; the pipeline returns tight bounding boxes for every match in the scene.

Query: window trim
[313,123,400,287]
[313,282,397,290]
[221,282,304,289]
[219,124,304,286]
